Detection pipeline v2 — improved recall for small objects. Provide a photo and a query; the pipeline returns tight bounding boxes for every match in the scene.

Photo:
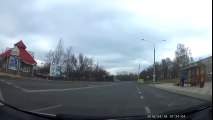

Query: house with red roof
[0,40,37,76]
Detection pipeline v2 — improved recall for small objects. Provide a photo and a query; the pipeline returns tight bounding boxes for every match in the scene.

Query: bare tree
[54,38,64,65]
[46,38,64,65]
[78,53,84,72]
[175,44,192,67]
[160,58,172,79]
[140,43,193,80]
[64,47,73,78]
[43,39,112,81]
[92,63,108,81]
[174,44,192,77]
[46,50,54,65]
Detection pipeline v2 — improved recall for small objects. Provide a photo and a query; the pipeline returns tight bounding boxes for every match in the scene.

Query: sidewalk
[150,82,212,101]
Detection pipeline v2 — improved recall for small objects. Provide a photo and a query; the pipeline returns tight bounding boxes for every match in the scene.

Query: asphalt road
[0,79,207,117]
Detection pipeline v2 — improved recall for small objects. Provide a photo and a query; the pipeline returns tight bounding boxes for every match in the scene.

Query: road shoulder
[149,84,212,102]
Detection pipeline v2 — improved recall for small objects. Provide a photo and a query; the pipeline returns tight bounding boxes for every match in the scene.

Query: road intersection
[0,79,207,117]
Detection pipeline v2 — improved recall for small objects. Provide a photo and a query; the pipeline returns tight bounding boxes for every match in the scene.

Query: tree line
[115,73,138,81]
[140,44,194,81]
[38,39,113,81]
[37,40,193,82]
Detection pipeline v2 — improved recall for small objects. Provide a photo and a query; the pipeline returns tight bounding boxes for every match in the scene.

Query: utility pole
[142,39,166,85]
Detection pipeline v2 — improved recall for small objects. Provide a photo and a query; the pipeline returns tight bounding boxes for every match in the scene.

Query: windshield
[0,0,212,119]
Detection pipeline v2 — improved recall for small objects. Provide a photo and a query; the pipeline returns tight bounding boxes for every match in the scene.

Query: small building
[180,61,205,87]
[0,40,37,76]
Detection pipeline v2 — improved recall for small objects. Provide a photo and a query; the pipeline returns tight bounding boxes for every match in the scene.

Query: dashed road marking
[136,85,142,94]
[30,105,63,112]
[136,85,141,91]
[136,86,140,91]
[136,84,144,100]
[145,106,151,114]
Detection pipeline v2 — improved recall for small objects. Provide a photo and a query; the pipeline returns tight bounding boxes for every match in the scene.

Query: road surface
[0,79,207,117]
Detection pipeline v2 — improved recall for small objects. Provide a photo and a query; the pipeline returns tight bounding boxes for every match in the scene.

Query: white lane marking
[1,80,12,85]
[145,106,151,114]
[30,105,63,112]
[136,86,140,91]
[30,112,56,117]
[136,85,144,100]
[1,80,26,92]
[6,82,12,85]
[25,83,122,93]
[1,79,122,93]
[13,85,22,89]
[136,85,142,94]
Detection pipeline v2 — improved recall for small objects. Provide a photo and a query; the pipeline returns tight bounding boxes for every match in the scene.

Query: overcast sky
[0,0,212,74]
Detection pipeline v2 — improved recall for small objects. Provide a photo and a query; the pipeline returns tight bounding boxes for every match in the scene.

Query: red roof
[0,40,37,65]
[19,47,36,65]
[14,40,26,49]
[0,49,12,59]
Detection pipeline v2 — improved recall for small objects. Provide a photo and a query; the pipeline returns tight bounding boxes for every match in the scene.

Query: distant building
[0,40,37,76]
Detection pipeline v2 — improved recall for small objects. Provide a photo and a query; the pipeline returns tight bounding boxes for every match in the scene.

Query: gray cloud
[0,0,211,74]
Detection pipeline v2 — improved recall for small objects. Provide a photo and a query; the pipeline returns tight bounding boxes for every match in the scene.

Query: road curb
[149,85,212,102]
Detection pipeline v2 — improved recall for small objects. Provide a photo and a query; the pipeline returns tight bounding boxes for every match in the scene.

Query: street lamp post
[153,45,156,84]
[138,61,140,80]
[142,39,166,84]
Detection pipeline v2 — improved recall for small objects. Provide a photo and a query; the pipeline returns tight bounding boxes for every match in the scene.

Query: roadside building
[179,56,212,88]
[0,40,37,76]
[180,62,205,87]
